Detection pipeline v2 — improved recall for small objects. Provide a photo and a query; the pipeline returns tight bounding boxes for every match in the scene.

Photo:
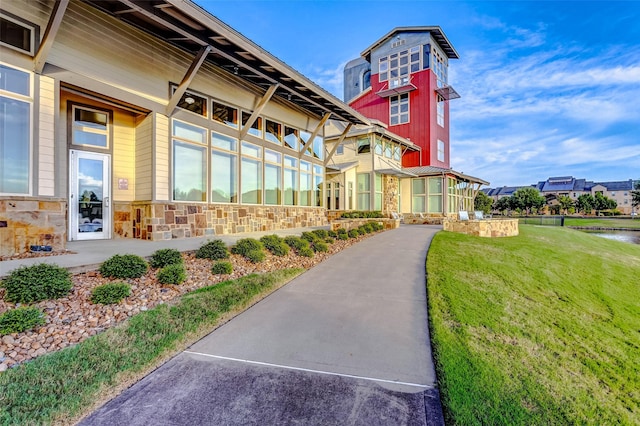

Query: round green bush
[328,230,338,238]
[244,249,266,263]
[232,238,264,257]
[2,263,72,303]
[90,282,131,305]
[150,248,183,268]
[312,241,328,253]
[298,246,314,258]
[100,254,148,279]
[157,264,186,285]
[260,235,290,256]
[211,261,233,275]
[348,229,360,238]
[0,306,45,335]
[337,232,349,240]
[195,239,229,260]
[311,229,329,239]
[301,232,319,243]
[325,237,335,244]
[284,236,310,253]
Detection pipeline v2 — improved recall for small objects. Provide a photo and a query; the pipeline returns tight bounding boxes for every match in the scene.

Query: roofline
[360,26,460,60]
[325,124,420,151]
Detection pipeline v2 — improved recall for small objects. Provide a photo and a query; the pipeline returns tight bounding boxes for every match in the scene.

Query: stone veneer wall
[0,198,67,256]
[114,202,328,241]
[443,218,519,238]
[330,218,399,232]
[383,176,399,214]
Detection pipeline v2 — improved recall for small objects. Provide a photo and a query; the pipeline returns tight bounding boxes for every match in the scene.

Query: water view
[581,230,640,245]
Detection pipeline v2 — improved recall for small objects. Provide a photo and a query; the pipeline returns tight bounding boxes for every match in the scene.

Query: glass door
[69,150,111,240]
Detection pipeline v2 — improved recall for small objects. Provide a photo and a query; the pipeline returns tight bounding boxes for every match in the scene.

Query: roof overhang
[326,161,359,174]
[403,166,489,186]
[325,123,420,152]
[82,0,369,125]
[435,85,461,101]
[361,26,459,61]
[376,83,417,98]
[377,168,418,178]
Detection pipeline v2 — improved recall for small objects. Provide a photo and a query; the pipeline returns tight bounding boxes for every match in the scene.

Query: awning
[376,83,417,98]
[435,85,460,100]
[377,168,418,178]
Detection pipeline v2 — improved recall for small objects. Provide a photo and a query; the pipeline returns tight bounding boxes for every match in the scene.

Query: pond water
[581,230,640,245]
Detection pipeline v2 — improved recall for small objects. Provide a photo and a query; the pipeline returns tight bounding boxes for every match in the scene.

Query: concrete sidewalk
[0,226,327,277]
[80,225,444,425]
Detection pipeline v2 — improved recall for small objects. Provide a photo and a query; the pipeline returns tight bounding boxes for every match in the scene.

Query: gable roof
[360,26,459,61]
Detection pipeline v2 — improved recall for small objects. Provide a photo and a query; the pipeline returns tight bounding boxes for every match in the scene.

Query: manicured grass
[564,217,640,229]
[0,269,303,425]
[427,225,640,425]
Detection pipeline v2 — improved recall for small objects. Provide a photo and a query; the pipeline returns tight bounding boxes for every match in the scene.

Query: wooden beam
[165,45,212,116]
[34,0,69,74]
[299,112,331,158]
[324,123,352,166]
[239,83,279,140]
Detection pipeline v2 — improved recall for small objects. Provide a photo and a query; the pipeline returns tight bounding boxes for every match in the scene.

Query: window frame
[357,136,371,154]
[390,93,409,125]
[241,111,263,139]
[171,118,208,202]
[171,85,208,117]
[264,148,282,205]
[70,103,112,150]
[0,12,38,56]
[211,99,239,129]
[437,139,445,162]
[211,132,238,203]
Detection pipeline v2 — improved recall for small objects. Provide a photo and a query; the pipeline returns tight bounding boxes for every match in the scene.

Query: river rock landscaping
[0,231,375,372]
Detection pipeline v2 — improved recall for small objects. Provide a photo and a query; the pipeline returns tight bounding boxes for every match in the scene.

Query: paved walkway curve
[80,225,444,426]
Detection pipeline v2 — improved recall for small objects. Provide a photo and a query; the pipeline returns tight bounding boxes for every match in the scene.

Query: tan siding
[38,76,56,196]
[112,111,136,202]
[135,114,153,200]
[154,114,170,201]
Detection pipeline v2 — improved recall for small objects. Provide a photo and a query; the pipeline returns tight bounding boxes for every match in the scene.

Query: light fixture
[233,66,239,75]
[184,97,195,105]
[287,93,292,101]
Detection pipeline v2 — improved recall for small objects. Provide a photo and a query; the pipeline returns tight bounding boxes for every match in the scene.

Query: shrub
[245,250,266,263]
[348,229,360,238]
[340,211,384,219]
[311,229,329,239]
[90,282,131,305]
[328,230,338,238]
[312,241,328,253]
[361,223,374,233]
[2,263,72,303]
[211,261,233,275]
[157,264,186,285]
[232,238,264,257]
[284,236,310,253]
[301,232,319,243]
[298,246,314,257]
[337,232,349,240]
[100,254,148,279]
[150,248,183,268]
[370,222,383,231]
[325,237,335,244]
[195,240,229,260]
[0,306,45,335]
[337,228,348,235]
[260,235,290,256]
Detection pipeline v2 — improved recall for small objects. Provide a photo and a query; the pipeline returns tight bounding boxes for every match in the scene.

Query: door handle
[104,196,110,207]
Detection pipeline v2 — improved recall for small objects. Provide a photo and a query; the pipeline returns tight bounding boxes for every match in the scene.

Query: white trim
[0,12,36,56]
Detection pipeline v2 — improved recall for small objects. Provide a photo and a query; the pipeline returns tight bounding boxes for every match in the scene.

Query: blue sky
[200,0,640,187]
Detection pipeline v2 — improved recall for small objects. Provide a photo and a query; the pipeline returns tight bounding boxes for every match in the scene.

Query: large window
[212,100,238,128]
[314,164,323,207]
[437,140,445,162]
[284,155,298,205]
[412,178,426,213]
[300,160,312,206]
[241,141,262,204]
[1,13,37,55]
[72,106,109,148]
[437,97,445,127]
[379,46,421,88]
[390,94,409,125]
[357,173,371,210]
[428,177,443,213]
[264,149,282,205]
[432,48,448,88]
[211,132,238,203]
[0,64,31,194]
[172,120,207,201]
[374,174,383,211]
[412,177,443,214]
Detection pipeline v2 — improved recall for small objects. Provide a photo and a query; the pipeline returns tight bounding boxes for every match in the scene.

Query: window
[284,126,298,150]
[393,145,401,161]
[172,120,207,201]
[300,131,312,157]
[284,155,298,205]
[374,174,383,211]
[432,48,448,88]
[264,149,282,205]
[357,136,370,154]
[374,137,383,155]
[241,141,262,204]
[437,140,445,162]
[72,106,109,148]
[437,97,445,127]
[384,141,392,159]
[357,173,371,210]
[0,13,37,55]
[428,177,443,213]
[211,132,238,203]
[314,164,323,207]
[412,178,426,213]
[0,64,31,194]
[336,144,344,155]
[175,88,207,116]
[390,94,409,125]
[300,160,312,206]
[312,135,324,160]
[348,182,354,210]
[265,119,282,144]
[361,70,371,91]
[379,46,421,87]
[212,100,238,128]
[241,111,263,138]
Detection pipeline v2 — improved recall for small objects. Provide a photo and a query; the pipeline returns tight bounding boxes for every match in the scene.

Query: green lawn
[0,269,303,425]
[427,225,640,425]
[564,217,640,229]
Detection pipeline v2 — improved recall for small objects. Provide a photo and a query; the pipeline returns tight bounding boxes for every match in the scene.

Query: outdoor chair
[458,211,469,221]
[474,211,484,220]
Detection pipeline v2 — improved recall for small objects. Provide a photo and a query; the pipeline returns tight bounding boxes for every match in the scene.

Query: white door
[69,150,111,240]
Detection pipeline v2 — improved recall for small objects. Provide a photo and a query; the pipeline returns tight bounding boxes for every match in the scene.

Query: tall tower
[344,27,459,168]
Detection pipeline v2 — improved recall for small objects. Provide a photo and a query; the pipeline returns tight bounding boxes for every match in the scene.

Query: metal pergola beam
[34,0,69,74]
[239,83,278,140]
[165,45,212,116]
[299,112,331,158]
[324,123,353,166]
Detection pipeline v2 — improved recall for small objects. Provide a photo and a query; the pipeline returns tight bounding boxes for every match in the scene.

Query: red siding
[349,68,451,169]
